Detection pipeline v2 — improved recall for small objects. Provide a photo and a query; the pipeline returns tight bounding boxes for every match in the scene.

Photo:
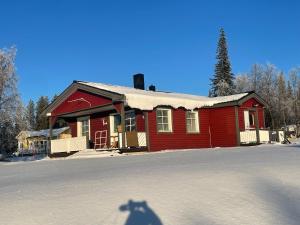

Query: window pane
[157,117,163,124]
[187,112,191,119]
[114,115,121,132]
[191,113,196,119]
[157,109,172,132]
[187,123,191,132]
[131,125,136,131]
[81,119,89,137]
[162,117,168,124]
[186,111,199,133]
[191,123,195,132]
[157,124,163,131]
[125,111,136,132]
[163,124,169,131]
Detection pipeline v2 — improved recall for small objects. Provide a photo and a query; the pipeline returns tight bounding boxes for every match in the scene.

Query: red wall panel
[209,107,237,147]
[65,118,77,137]
[238,98,265,131]
[52,89,112,116]
[136,111,145,132]
[148,108,211,151]
[90,112,110,147]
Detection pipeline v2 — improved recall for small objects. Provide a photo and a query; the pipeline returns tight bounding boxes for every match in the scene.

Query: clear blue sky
[1,0,299,104]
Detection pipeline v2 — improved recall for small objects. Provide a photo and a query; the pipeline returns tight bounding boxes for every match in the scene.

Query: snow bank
[79,81,248,110]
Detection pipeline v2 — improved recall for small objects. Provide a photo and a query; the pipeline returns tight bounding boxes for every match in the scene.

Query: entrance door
[109,114,121,147]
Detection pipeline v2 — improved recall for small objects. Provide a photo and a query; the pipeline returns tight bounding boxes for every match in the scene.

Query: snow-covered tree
[215,79,231,96]
[26,99,35,130]
[0,47,26,154]
[209,28,235,96]
[276,72,287,127]
[235,74,250,93]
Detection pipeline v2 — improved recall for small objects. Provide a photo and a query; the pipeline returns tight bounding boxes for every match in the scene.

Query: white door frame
[77,116,91,140]
[109,113,121,147]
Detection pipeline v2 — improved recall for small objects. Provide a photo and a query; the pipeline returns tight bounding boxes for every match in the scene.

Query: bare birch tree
[0,47,26,155]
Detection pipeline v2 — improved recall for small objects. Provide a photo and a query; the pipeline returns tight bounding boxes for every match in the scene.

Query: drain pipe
[209,125,212,148]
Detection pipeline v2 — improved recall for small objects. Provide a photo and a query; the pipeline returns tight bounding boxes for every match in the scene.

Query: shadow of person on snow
[119,200,163,225]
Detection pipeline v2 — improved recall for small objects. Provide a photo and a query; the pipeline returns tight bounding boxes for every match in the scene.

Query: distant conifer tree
[209,28,235,96]
[35,96,49,130]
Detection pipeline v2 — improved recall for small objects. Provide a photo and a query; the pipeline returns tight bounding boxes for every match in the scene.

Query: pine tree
[51,94,58,103]
[26,99,35,130]
[209,28,235,96]
[35,96,49,130]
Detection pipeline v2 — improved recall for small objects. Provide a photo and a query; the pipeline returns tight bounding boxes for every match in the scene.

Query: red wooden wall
[147,108,211,151]
[209,106,237,147]
[147,97,266,151]
[52,89,112,116]
[238,98,265,131]
[136,110,145,132]
[90,112,110,147]
[65,118,77,137]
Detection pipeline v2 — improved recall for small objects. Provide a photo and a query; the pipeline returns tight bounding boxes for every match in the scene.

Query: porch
[50,131,147,154]
[240,129,285,144]
[48,103,149,154]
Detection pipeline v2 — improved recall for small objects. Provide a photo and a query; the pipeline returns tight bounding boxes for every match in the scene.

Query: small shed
[16,127,70,154]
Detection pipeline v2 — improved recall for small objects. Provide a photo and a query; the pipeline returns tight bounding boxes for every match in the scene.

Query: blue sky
[1,0,299,104]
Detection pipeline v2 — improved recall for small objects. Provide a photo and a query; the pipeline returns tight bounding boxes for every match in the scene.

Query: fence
[50,136,88,154]
[240,130,257,143]
[240,129,285,144]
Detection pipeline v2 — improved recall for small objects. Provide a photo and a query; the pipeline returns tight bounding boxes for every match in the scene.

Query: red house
[44,74,268,154]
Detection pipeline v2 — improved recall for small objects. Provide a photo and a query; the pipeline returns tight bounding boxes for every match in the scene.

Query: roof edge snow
[77,81,252,110]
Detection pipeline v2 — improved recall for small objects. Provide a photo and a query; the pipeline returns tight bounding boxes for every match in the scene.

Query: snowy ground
[1,144,300,225]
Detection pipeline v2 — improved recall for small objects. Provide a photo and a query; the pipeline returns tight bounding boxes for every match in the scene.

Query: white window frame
[77,116,90,139]
[186,110,200,133]
[249,111,255,127]
[125,110,136,132]
[244,110,250,129]
[156,108,173,132]
[244,110,255,129]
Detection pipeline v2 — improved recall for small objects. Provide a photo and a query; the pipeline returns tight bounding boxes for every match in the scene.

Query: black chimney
[149,84,156,91]
[133,73,145,90]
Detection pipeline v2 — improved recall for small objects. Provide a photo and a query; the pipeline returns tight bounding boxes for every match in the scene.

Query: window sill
[157,131,173,134]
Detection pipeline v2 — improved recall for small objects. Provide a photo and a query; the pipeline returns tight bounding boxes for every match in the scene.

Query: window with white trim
[156,108,172,132]
[186,110,199,133]
[249,111,255,127]
[77,116,90,138]
[244,110,255,129]
[125,111,136,132]
[81,119,89,137]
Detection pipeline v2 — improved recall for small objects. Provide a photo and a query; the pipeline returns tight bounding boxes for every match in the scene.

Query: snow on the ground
[1,145,300,225]
[3,150,125,164]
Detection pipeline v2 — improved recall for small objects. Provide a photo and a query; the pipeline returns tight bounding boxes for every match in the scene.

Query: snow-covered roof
[78,81,249,110]
[17,127,69,139]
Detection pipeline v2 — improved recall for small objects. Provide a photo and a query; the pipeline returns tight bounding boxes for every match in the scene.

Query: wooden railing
[240,129,270,144]
[50,136,88,154]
